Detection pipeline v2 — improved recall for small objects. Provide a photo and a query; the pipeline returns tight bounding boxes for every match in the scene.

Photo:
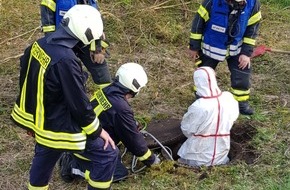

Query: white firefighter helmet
[63,4,103,45]
[115,63,148,94]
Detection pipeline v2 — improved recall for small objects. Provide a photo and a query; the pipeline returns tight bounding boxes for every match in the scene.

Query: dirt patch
[229,122,259,165]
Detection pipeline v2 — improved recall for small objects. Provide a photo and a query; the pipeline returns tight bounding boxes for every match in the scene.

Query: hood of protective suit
[194,67,221,98]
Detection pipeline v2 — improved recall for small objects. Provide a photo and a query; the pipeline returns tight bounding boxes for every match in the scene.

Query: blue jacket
[189,0,261,59]
[202,0,255,60]
[40,0,98,32]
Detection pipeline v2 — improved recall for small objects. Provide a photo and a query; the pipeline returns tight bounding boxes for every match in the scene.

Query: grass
[0,0,290,190]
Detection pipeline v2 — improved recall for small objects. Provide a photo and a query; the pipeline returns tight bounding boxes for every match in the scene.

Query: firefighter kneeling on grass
[59,62,161,183]
[11,5,118,190]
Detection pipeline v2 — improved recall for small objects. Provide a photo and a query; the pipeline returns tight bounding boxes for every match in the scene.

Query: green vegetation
[0,0,289,190]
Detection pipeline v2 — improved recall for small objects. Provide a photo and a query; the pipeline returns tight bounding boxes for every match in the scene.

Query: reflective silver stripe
[13,104,34,122]
[12,104,87,142]
[202,43,228,55]
[202,49,226,61]
[229,41,243,51]
[202,42,227,61]
[72,168,85,177]
[229,41,243,56]
[229,48,241,56]
[82,117,99,135]
[35,134,86,150]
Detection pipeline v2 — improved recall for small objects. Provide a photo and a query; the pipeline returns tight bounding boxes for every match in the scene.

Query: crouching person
[59,63,160,183]
[10,5,118,190]
[177,66,239,167]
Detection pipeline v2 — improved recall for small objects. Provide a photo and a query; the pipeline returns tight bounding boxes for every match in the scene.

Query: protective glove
[152,154,161,165]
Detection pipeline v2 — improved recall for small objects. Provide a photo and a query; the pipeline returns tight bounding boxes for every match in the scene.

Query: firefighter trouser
[28,138,118,190]
[73,153,129,182]
[198,53,251,102]
[79,45,112,87]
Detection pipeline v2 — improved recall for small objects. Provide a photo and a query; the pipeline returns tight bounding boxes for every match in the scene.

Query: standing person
[59,63,161,183]
[11,5,118,190]
[177,66,239,167]
[188,0,262,115]
[40,0,112,88]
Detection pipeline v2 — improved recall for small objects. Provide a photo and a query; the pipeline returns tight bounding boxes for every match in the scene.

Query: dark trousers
[29,138,118,189]
[75,153,129,182]
[79,45,112,85]
[199,53,251,92]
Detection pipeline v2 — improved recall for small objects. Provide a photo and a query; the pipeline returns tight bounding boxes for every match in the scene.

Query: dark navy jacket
[91,83,155,166]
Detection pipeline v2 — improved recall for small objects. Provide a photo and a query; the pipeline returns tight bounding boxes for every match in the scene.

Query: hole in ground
[144,119,260,165]
[229,122,259,165]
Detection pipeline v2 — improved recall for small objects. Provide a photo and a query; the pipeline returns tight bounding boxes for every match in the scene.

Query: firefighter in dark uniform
[40,0,111,88]
[59,63,160,182]
[10,5,118,190]
[188,0,262,115]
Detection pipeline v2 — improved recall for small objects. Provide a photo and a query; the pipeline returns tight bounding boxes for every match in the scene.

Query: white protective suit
[177,66,239,166]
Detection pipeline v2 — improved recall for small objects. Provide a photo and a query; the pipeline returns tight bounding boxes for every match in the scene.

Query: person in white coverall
[177,66,239,167]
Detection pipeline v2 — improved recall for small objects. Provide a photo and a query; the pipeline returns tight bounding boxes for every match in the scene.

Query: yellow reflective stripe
[13,104,34,122]
[138,149,152,161]
[13,110,87,142]
[248,11,262,26]
[20,54,33,110]
[85,170,112,189]
[31,42,51,130]
[28,183,49,190]
[231,88,250,95]
[232,94,250,101]
[90,41,96,51]
[31,42,51,69]
[41,0,56,11]
[190,33,202,40]
[231,88,250,101]
[35,133,86,150]
[12,104,87,143]
[35,67,45,130]
[243,37,256,45]
[36,129,86,141]
[94,105,103,117]
[11,109,35,130]
[193,85,197,92]
[73,153,91,161]
[92,89,112,116]
[42,25,56,33]
[82,117,100,135]
[12,112,87,150]
[101,40,109,48]
[95,83,111,90]
[198,5,209,22]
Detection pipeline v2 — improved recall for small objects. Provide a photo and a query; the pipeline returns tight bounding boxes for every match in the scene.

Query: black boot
[239,101,254,115]
[58,152,75,183]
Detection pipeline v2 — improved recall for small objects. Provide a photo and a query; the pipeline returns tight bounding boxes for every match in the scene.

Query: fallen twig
[0,26,40,45]
[0,53,23,64]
